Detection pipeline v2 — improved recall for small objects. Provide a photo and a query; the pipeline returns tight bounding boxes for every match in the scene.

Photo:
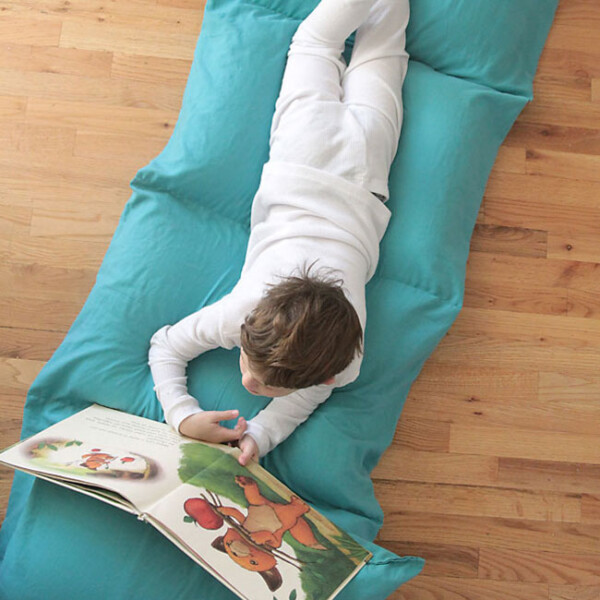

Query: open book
[0,404,371,600]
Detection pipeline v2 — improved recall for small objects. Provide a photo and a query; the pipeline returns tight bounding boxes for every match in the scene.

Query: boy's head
[239,267,363,396]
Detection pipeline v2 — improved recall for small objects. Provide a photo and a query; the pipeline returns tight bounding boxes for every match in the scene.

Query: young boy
[148,0,410,466]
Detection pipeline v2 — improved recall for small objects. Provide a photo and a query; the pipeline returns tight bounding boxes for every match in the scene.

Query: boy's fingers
[213,429,242,444]
[210,410,239,422]
[238,441,256,466]
[239,449,250,466]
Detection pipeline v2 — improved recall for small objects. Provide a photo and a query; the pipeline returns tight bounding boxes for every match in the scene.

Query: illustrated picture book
[0,404,371,600]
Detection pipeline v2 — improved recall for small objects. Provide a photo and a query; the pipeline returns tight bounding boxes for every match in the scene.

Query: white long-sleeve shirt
[149,0,408,455]
[149,161,391,457]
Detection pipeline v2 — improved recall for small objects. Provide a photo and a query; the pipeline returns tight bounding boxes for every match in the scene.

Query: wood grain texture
[1,0,599,598]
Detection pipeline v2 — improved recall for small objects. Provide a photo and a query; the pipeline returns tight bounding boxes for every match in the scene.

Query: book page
[146,443,371,600]
[0,405,371,600]
[0,404,227,514]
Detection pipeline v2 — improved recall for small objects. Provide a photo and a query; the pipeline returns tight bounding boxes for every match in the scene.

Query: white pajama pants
[269,0,410,200]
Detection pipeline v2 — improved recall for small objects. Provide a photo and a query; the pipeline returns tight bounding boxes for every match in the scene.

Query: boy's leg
[342,0,410,140]
[273,0,377,109]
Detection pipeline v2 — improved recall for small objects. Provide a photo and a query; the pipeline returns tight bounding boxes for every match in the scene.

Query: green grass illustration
[178,443,366,599]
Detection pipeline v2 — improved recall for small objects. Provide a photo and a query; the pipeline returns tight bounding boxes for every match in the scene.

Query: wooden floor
[1,0,599,598]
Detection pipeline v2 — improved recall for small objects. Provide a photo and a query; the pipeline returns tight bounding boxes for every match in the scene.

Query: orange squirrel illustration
[80,449,136,471]
[184,475,327,592]
[80,451,116,471]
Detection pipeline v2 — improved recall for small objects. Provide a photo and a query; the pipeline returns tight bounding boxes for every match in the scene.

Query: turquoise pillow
[406,0,556,97]
[0,0,558,598]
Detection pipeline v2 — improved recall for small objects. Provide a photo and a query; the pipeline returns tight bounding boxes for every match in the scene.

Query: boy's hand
[238,435,258,466]
[179,411,246,444]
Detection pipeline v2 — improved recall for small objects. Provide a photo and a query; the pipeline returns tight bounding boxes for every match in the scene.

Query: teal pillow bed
[0,0,557,598]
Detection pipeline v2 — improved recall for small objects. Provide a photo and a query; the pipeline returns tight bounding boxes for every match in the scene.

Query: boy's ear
[322,376,335,385]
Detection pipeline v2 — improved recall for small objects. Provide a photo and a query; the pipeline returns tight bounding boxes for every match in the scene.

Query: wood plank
[490,146,526,175]
[548,232,600,262]
[519,97,600,129]
[0,326,65,362]
[394,576,549,600]
[581,495,600,524]
[0,358,45,396]
[5,0,201,26]
[408,363,540,412]
[0,261,97,301]
[0,69,185,111]
[592,79,600,102]
[0,94,27,119]
[553,0,600,28]
[463,279,569,318]
[0,154,140,193]
[549,585,600,600]
[526,148,600,183]
[483,173,600,235]
[532,75,591,103]
[498,458,600,495]
[374,479,581,523]
[470,224,547,258]
[448,307,600,351]
[372,447,499,487]
[404,364,600,437]
[111,52,192,85]
[566,288,600,319]
[0,204,32,236]
[538,372,600,409]
[9,235,110,269]
[479,547,600,585]
[466,252,598,293]
[378,541,480,579]
[60,18,199,61]
[0,393,26,450]
[0,175,132,205]
[392,418,450,452]
[158,0,203,9]
[0,122,76,156]
[0,469,15,526]
[26,97,178,136]
[450,424,600,465]
[0,296,84,332]
[74,130,167,162]
[463,252,600,318]
[536,47,600,80]
[379,512,600,555]
[546,23,600,54]
[0,13,61,45]
[435,327,600,378]
[0,394,25,524]
[0,43,113,77]
[505,121,600,156]
[30,197,127,238]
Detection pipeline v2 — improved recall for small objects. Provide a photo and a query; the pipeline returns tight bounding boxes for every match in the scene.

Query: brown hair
[240,267,363,389]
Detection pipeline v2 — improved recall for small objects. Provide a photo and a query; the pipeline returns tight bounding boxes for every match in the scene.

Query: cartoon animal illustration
[80,450,116,470]
[184,475,327,592]
[28,440,157,480]
[80,449,137,471]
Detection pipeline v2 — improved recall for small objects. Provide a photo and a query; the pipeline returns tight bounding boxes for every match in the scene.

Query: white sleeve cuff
[166,397,204,434]
[243,420,270,458]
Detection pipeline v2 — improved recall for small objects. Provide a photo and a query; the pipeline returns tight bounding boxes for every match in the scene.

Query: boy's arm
[148,298,241,432]
[243,384,335,457]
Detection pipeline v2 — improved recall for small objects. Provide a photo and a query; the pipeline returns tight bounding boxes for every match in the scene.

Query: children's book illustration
[26,438,158,480]
[0,404,371,600]
[183,476,326,593]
